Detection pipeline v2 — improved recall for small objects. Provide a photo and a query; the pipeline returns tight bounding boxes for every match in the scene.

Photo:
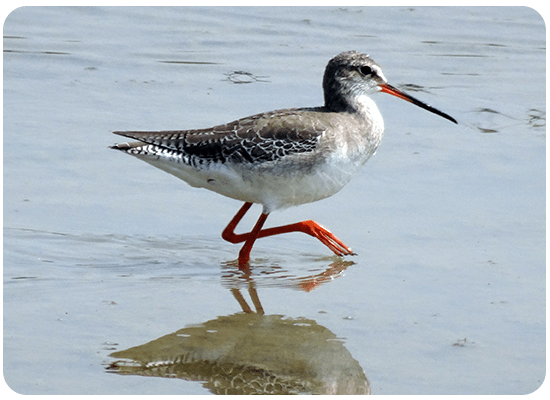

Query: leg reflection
[230,281,264,315]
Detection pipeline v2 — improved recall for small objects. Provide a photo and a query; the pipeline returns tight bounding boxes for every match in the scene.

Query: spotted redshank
[112,51,456,267]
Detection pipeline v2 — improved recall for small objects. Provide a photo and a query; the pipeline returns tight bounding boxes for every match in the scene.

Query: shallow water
[3,6,545,395]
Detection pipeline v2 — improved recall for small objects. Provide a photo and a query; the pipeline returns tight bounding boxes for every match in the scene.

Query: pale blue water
[3,6,545,395]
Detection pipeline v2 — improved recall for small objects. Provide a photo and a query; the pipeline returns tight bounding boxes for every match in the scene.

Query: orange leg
[222,202,355,267]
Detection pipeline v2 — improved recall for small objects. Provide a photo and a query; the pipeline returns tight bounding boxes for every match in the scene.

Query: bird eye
[358,66,373,76]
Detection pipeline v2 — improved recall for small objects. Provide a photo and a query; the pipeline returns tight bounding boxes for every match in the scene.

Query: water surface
[3,6,545,395]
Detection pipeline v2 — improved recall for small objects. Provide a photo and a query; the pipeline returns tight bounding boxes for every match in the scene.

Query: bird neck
[323,78,379,120]
[324,87,381,127]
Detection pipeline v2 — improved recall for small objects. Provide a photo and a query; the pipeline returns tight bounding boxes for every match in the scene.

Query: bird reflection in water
[107,259,370,394]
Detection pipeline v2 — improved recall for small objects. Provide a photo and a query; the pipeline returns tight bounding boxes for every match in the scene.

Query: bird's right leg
[221,202,255,244]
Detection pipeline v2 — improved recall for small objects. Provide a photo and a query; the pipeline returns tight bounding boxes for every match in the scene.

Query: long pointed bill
[380,83,457,124]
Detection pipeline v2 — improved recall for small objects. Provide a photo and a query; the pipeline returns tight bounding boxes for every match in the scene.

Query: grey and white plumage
[111,52,396,213]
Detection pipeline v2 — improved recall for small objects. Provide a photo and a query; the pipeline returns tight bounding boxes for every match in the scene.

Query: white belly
[135,144,372,214]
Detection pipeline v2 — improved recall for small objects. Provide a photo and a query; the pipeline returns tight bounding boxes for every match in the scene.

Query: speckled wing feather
[112,108,326,165]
